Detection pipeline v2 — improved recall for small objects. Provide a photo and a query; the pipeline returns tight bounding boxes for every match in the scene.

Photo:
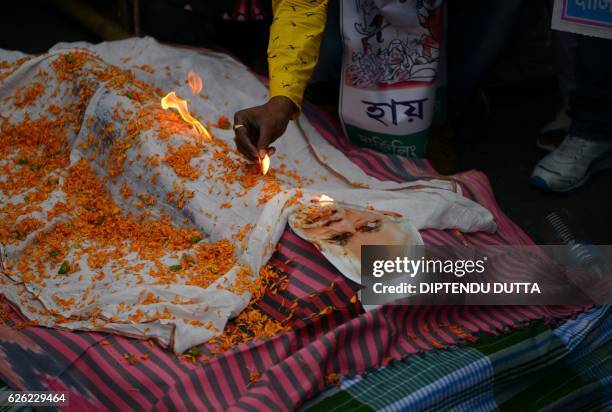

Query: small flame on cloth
[187,69,203,95]
[160,91,211,141]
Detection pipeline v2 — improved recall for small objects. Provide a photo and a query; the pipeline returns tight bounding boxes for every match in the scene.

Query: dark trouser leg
[310,0,341,85]
[569,34,612,142]
[552,31,576,103]
[446,0,524,122]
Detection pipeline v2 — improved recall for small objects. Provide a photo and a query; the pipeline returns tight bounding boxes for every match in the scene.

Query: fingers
[233,104,284,162]
[233,111,259,161]
[235,140,258,162]
[257,123,274,159]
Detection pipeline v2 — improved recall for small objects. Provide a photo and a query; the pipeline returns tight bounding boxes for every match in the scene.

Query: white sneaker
[531,135,612,192]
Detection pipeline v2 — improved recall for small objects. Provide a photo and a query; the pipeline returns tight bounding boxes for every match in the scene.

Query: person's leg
[304,0,341,106]
[531,34,612,192]
[555,31,577,102]
[537,31,576,151]
[446,0,524,124]
[310,0,341,84]
[568,35,612,142]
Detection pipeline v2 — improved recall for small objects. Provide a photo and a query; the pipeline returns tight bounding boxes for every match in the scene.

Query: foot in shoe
[530,135,612,192]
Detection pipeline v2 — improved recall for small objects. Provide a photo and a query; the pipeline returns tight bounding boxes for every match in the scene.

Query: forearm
[268,0,329,110]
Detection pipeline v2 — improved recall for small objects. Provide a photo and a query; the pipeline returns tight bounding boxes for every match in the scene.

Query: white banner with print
[340,0,443,157]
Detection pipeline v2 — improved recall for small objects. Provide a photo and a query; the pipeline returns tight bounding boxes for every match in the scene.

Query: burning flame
[160,91,211,141]
[260,154,270,175]
[187,69,203,95]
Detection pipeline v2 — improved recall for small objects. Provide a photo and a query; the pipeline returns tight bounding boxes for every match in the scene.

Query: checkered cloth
[305,306,612,411]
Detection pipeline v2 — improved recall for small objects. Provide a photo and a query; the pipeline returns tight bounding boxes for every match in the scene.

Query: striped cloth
[304,305,612,411]
[0,103,587,411]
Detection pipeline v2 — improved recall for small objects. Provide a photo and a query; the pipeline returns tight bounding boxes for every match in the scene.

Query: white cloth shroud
[0,38,495,353]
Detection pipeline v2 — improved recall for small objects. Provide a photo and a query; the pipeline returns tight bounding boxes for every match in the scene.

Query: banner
[339,0,444,158]
[552,0,612,40]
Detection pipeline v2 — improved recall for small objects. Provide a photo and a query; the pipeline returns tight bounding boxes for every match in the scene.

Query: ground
[2,1,610,243]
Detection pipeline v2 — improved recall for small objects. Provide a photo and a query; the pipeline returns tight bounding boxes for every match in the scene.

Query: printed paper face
[289,201,423,284]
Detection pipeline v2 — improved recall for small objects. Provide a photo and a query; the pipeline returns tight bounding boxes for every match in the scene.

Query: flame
[160,91,211,141]
[260,154,270,175]
[318,194,334,203]
[187,69,203,95]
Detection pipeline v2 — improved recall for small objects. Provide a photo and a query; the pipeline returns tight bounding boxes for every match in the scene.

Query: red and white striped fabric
[0,103,586,411]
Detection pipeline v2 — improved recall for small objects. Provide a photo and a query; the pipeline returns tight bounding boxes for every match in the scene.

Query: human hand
[233,96,297,161]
